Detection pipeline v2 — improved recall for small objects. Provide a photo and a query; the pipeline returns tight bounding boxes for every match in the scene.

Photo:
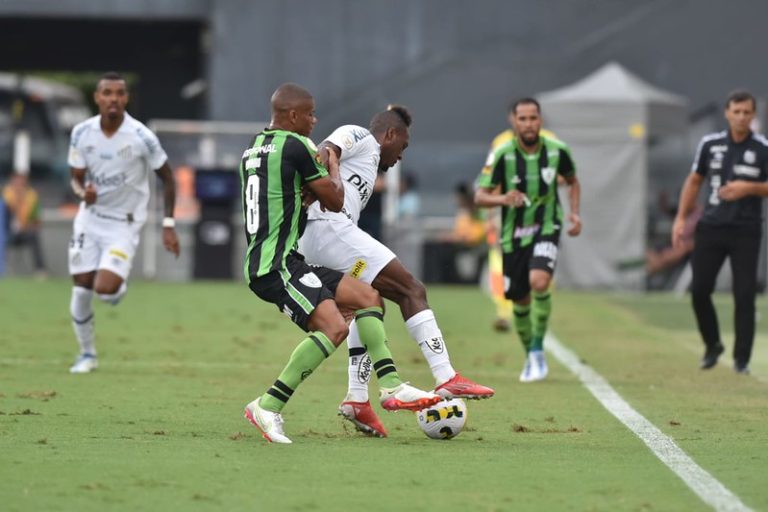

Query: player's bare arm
[672,172,704,249]
[564,175,582,236]
[154,161,180,257]
[306,145,344,212]
[70,167,97,205]
[718,180,768,201]
[474,185,529,208]
[301,141,342,208]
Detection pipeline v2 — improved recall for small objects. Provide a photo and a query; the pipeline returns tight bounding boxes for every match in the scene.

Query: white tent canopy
[538,62,689,290]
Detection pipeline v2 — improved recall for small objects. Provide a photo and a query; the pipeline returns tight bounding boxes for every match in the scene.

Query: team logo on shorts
[299,272,322,288]
[350,259,367,279]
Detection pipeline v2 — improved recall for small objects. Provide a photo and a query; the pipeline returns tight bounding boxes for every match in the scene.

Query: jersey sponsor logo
[136,127,159,154]
[108,249,129,261]
[350,259,367,279]
[299,271,322,288]
[350,128,369,143]
[347,173,371,203]
[244,144,276,158]
[99,152,113,160]
[709,144,728,153]
[744,150,756,164]
[541,167,556,185]
[533,241,558,261]
[734,164,760,178]
[514,224,540,239]
[426,336,444,354]
[92,173,126,188]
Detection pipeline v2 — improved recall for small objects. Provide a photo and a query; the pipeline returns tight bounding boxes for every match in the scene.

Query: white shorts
[68,208,142,279]
[298,219,397,285]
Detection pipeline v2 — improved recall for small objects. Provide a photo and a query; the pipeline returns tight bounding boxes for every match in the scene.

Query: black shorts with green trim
[502,233,560,301]
[249,251,343,332]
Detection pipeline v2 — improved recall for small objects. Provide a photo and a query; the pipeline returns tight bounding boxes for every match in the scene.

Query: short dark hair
[98,71,127,88]
[508,97,541,115]
[369,104,412,134]
[725,90,755,110]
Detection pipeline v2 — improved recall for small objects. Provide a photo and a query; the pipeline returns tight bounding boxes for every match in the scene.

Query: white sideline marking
[546,333,753,512]
[0,358,255,370]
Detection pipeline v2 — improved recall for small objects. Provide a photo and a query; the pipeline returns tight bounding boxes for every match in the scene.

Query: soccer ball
[416,398,467,440]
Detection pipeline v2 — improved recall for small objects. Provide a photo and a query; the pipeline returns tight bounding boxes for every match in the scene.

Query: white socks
[343,309,457,399]
[97,282,128,306]
[71,286,95,356]
[405,309,455,384]
[345,319,371,402]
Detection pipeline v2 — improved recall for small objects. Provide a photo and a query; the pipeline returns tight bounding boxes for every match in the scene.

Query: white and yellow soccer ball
[416,398,467,440]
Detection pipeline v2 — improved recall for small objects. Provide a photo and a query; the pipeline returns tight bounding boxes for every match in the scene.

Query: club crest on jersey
[342,135,354,150]
[542,167,556,185]
[744,150,756,164]
[117,145,133,160]
[299,272,322,288]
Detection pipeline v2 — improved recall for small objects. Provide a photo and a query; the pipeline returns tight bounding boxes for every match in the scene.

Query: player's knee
[325,320,349,346]
[359,286,383,309]
[530,275,551,293]
[94,283,121,296]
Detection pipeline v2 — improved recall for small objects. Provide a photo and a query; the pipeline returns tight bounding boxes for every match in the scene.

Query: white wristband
[162,217,176,228]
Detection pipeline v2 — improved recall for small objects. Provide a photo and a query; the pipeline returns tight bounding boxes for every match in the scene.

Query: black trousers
[8,231,46,271]
[690,223,762,365]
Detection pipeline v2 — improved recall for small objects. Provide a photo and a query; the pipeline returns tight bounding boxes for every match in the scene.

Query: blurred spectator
[442,182,485,245]
[646,204,702,275]
[2,172,46,275]
[398,172,420,219]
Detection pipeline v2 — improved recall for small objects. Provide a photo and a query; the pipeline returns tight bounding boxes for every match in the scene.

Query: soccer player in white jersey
[67,72,179,373]
[299,105,494,437]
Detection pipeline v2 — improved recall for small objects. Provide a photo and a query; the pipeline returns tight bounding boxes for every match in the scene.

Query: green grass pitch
[0,278,766,511]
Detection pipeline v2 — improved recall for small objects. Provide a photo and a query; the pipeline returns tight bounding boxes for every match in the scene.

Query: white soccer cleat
[379,382,442,412]
[69,353,98,374]
[244,398,292,444]
[519,358,533,383]
[526,350,548,382]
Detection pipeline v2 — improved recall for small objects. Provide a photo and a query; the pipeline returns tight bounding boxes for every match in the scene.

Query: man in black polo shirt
[673,90,768,374]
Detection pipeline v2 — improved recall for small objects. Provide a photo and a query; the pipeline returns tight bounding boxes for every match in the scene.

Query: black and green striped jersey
[240,129,328,280]
[477,134,575,253]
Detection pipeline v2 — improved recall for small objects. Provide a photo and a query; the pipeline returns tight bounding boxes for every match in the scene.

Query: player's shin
[405,309,455,384]
[513,303,532,353]
[355,307,401,388]
[259,331,337,413]
[531,290,552,351]
[71,286,96,355]
[346,319,371,402]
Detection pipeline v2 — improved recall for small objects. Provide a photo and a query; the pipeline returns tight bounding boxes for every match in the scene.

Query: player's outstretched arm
[154,161,180,257]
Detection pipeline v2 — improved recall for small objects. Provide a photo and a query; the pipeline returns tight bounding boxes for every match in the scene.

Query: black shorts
[503,233,560,301]
[248,251,344,332]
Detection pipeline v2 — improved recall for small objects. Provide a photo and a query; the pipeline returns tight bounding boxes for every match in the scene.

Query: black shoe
[734,362,750,375]
[700,344,724,369]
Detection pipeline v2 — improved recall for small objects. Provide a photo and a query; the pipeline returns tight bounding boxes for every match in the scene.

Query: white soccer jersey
[307,124,380,224]
[68,112,168,224]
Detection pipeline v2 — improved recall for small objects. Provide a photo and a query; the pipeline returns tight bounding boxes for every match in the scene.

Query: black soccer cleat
[700,343,724,370]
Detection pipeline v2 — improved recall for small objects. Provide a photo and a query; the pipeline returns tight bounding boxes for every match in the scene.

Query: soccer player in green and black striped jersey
[475,97,582,383]
[240,83,440,443]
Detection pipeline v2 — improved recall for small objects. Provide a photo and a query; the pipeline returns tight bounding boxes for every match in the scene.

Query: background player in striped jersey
[299,105,494,438]
[475,98,582,382]
[240,84,440,444]
[67,72,179,374]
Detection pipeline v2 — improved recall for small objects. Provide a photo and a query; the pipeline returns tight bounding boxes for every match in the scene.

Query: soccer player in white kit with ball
[67,72,179,373]
[299,105,494,437]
